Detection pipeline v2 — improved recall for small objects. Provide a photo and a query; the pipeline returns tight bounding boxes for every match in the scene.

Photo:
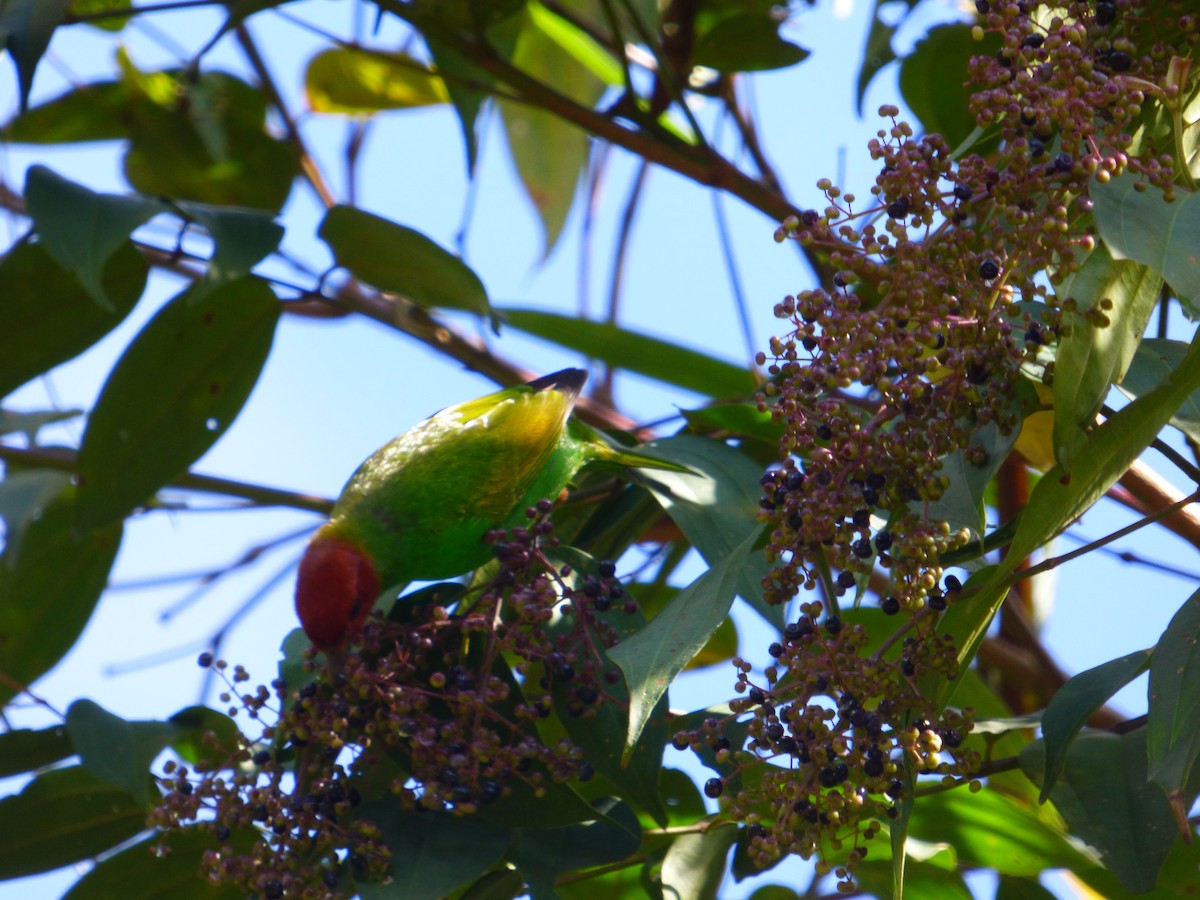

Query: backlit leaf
[306,48,448,113]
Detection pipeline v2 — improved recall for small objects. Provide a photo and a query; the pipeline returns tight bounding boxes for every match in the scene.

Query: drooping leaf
[510,799,642,898]
[424,36,493,173]
[62,826,255,900]
[319,205,491,318]
[500,308,756,398]
[1020,729,1183,893]
[692,14,809,73]
[496,7,604,257]
[639,434,778,625]
[0,469,69,566]
[610,529,759,759]
[1120,338,1200,443]
[0,725,72,778]
[1147,586,1200,805]
[0,490,123,709]
[306,47,449,113]
[75,277,280,529]
[660,823,737,900]
[899,25,1000,148]
[1037,649,1152,802]
[855,0,920,115]
[0,765,145,878]
[66,700,176,806]
[920,419,1020,541]
[0,0,74,110]
[1052,244,1161,469]
[2,78,130,142]
[24,165,164,310]
[174,201,284,286]
[1092,173,1200,313]
[355,804,510,900]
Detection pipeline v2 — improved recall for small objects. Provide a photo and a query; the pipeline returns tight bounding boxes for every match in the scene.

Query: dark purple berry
[953,182,973,202]
[1106,50,1132,71]
[874,531,893,552]
[824,615,843,636]
[881,596,900,615]
[598,560,617,578]
[1095,2,1116,26]
[887,196,911,219]
[979,258,1000,280]
[197,652,214,668]
[704,777,724,798]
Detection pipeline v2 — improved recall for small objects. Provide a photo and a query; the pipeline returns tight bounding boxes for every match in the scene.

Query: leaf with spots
[76,277,279,528]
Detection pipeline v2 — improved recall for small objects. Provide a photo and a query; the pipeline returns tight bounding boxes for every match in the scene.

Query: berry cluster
[722,0,1196,889]
[153,502,636,897]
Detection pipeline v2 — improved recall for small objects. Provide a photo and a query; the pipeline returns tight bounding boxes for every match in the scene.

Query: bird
[294,368,686,649]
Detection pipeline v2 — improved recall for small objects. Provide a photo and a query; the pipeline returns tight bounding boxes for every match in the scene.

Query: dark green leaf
[854,857,972,900]
[120,67,296,211]
[0,469,69,566]
[1021,730,1180,893]
[424,36,492,173]
[1038,649,1151,802]
[3,79,129,142]
[501,309,756,398]
[510,799,642,898]
[995,875,1060,900]
[921,419,1020,540]
[855,0,919,115]
[66,699,174,805]
[459,869,526,900]
[76,277,280,528]
[610,529,758,759]
[0,765,145,878]
[62,827,254,900]
[1077,831,1200,899]
[692,15,808,73]
[1147,586,1200,803]
[639,435,778,625]
[306,48,448,113]
[1120,338,1200,443]
[355,804,510,900]
[0,0,74,110]
[174,202,284,286]
[0,240,147,398]
[907,785,1092,876]
[682,402,782,444]
[0,490,122,709]
[660,823,737,900]
[1052,244,1161,469]
[1092,173,1200,312]
[167,706,245,768]
[899,25,1000,148]
[496,7,603,256]
[69,0,135,32]
[319,205,491,318]
[0,725,72,778]
[24,165,164,310]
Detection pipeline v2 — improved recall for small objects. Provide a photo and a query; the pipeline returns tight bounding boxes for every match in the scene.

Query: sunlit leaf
[1038,650,1151,802]
[76,277,280,528]
[660,823,737,900]
[500,308,755,398]
[2,79,129,142]
[0,766,145,878]
[320,205,491,318]
[306,48,449,113]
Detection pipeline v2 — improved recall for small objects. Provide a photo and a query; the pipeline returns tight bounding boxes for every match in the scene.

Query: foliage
[1,1,1199,898]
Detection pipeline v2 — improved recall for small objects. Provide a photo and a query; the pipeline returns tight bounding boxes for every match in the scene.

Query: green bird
[295,368,684,649]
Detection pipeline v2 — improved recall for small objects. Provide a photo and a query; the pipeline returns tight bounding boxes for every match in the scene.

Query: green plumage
[316,369,681,589]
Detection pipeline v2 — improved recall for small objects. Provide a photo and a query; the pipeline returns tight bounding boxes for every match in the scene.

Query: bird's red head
[295,535,381,650]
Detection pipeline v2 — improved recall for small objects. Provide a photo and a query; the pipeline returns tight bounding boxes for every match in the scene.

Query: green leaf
[1077,831,1200,899]
[660,823,737,900]
[1092,173,1200,311]
[921,420,1020,540]
[3,79,130,142]
[68,0,134,32]
[319,205,491,318]
[510,799,642,898]
[638,435,777,625]
[0,490,122,709]
[692,15,809,73]
[0,0,74,110]
[306,48,449,113]
[899,25,1000,148]
[0,408,81,439]
[0,725,72,778]
[1038,649,1151,802]
[0,469,70,566]
[62,827,254,900]
[174,202,284,286]
[1147,586,1200,803]
[934,329,1200,708]
[0,765,145,878]
[167,706,245,768]
[1020,730,1181,893]
[0,240,148,398]
[855,0,919,115]
[610,528,759,759]
[24,165,165,310]
[496,7,604,256]
[424,36,492,173]
[682,402,782,445]
[1120,338,1200,443]
[1052,244,1162,469]
[120,66,296,211]
[907,785,1092,876]
[66,699,175,806]
[355,804,510,900]
[855,857,972,900]
[500,308,756,398]
[75,277,280,529]
[994,876,1059,900]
